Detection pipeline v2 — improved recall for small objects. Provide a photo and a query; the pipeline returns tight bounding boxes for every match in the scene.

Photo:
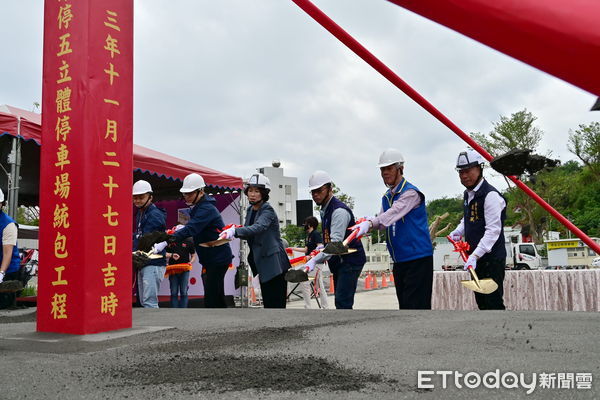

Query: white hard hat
[308,170,332,191]
[180,173,206,193]
[245,173,271,191]
[377,148,405,168]
[132,180,153,195]
[456,149,486,170]
[0,188,4,202]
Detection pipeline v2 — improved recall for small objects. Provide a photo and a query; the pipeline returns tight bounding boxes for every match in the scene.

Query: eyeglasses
[310,186,327,195]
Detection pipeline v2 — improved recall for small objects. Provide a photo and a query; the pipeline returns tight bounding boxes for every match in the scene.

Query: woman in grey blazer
[221,173,291,308]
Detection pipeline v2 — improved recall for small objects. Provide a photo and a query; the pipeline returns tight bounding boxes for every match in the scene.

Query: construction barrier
[328,274,335,295]
[381,273,388,288]
[364,273,372,290]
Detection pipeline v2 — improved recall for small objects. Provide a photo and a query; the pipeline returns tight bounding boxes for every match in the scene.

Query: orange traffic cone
[328,274,335,295]
[250,286,257,304]
[381,273,388,288]
[364,273,372,290]
[372,272,379,289]
[389,271,395,286]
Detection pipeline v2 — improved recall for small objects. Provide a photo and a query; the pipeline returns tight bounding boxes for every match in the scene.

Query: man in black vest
[305,171,366,309]
[449,149,507,310]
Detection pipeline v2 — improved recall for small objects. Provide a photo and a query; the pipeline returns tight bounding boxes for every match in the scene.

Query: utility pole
[7,126,22,220]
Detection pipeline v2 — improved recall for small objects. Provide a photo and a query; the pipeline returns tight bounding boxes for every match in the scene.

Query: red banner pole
[290,0,600,255]
[38,0,133,334]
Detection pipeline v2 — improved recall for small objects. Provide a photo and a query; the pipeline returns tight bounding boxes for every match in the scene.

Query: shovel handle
[446,235,469,262]
[289,255,308,265]
[467,266,483,289]
[343,229,360,246]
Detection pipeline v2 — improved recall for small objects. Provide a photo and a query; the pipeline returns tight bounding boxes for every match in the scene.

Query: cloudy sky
[2,1,597,218]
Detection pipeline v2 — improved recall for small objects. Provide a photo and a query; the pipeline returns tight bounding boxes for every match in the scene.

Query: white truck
[434,238,542,270]
[506,242,542,270]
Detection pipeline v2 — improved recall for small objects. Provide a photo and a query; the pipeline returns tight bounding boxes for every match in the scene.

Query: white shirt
[453,179,506,259]
[2,222,17,246]
[371,189,421,229]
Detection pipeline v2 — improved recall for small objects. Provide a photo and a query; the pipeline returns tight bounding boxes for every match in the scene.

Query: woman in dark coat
[221,173,290,308]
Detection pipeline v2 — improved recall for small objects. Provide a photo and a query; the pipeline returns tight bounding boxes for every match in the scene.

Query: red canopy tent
[0,104,242,204]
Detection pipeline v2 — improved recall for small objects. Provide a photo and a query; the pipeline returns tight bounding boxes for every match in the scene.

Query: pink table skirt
[432,269,600,311]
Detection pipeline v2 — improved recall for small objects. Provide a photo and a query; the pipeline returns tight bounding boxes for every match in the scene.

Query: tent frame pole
[8,118,21,220]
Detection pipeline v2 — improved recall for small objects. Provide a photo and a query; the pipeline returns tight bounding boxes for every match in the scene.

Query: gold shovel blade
[132,250,163,259]
[199,238,230,248]
[460,278,498,294]
[322,241,347,255]
[337,248,357,255]
[0,280,24,293]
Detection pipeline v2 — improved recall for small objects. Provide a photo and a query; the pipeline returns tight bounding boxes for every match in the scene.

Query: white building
[258,161,297,229]
[545,238,600,267]
[361,236,392,272]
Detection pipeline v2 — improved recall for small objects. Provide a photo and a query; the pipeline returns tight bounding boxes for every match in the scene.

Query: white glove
[174,224,185,232]
[349,219,371,237]
[449,231,462,242]
[303,257,317,273]
[152,241,168,253]
[464,255,477,271]
[0,271,4,283]
[220,226,236,240]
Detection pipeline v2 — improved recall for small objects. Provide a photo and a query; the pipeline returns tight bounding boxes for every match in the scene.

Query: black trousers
[202,263,230,308]
[473,257,506,310]
[260,273,287,309]
[393,256,434,310]
[329,262,363,309]
[0,270,21,309]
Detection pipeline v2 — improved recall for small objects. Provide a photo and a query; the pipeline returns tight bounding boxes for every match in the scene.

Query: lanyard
[386,178,407,207]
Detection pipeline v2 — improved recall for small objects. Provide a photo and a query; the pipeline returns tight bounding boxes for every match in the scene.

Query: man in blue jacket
[170,173,233,308]
[0,188,23,309]
[351,149,434,309]
[132,180,167,308]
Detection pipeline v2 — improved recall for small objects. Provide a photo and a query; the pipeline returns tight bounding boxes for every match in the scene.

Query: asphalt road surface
[1,299,598,399]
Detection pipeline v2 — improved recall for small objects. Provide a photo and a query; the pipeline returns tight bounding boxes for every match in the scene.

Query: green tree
[470,108,543,157]
[504,160,600,240]
[426,196,463,230]
[314,183,355,211]
[16,206,39,226]
[333,183,354,210]
[471,109,548,243]
[281,224,306,247]
[568,121,600,177]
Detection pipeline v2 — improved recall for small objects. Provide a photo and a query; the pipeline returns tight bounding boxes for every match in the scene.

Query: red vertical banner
[38,0,133,334]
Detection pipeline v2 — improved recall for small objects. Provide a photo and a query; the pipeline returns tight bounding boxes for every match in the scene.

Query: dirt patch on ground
[148,325,307,353]
[108,323,400,393]
[113,353,388,393]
